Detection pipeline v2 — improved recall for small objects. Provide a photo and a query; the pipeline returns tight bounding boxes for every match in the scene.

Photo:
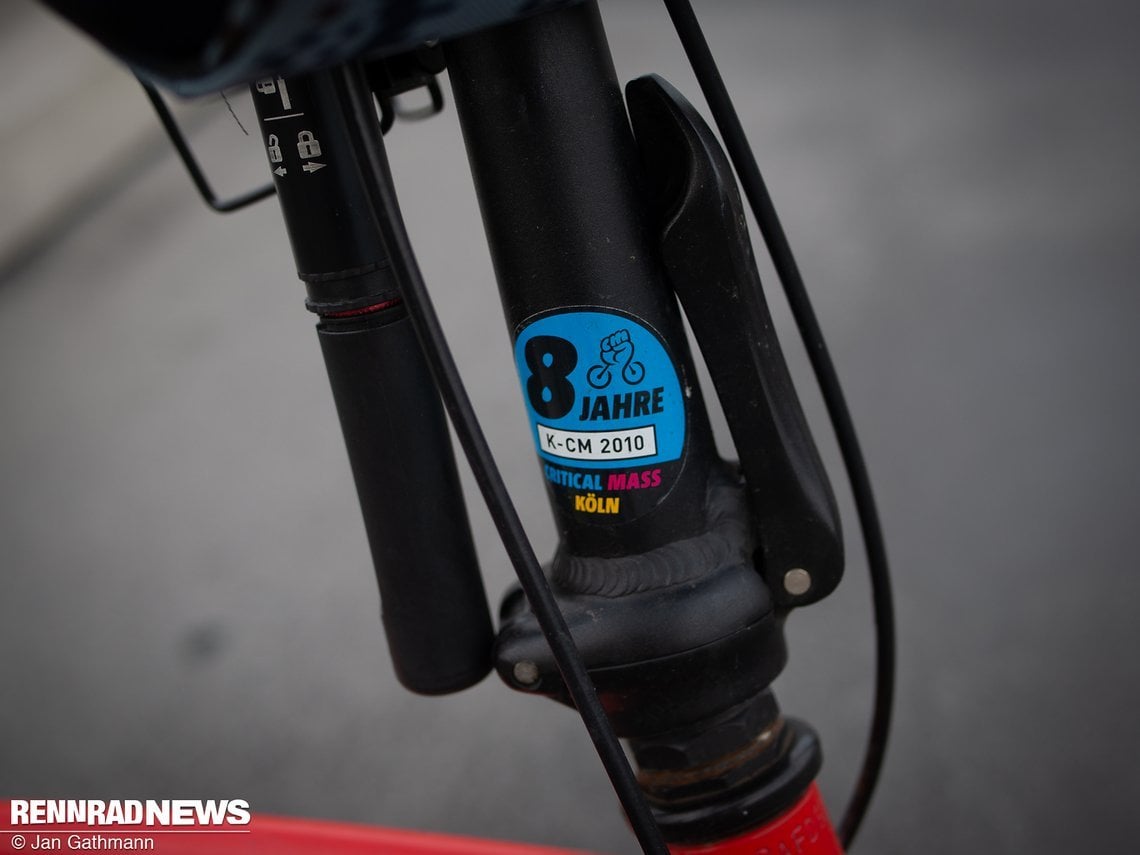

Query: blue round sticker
[513,310,686,473]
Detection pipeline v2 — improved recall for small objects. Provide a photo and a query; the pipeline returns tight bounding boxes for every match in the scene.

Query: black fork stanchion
[447,2,721,560]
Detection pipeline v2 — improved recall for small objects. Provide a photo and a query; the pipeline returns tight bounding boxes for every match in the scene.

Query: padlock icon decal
[297,131,322,159]
[266,134,283,163]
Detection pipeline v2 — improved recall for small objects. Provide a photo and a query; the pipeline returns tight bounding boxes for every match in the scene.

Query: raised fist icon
[587,328,645,389]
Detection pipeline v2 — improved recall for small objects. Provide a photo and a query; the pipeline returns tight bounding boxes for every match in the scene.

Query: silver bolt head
[513,660,540,686]
[783,568,812,596]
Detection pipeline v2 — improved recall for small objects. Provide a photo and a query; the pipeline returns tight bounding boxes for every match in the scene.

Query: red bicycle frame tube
[0,791,841,855]
[668,786,843,855]
[0,802,590,855]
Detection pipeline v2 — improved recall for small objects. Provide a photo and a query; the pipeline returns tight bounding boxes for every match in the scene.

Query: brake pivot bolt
[513,660,540,686]
[783,568,812,596]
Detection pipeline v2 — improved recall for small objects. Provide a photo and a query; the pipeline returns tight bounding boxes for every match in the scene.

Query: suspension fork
[447,2,843,851]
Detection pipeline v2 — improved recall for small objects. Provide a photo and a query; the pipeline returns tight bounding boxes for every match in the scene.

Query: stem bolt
[513,660,540,686]
[783,568,812,596]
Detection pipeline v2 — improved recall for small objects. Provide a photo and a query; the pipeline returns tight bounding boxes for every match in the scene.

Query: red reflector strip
[321,297,403,319]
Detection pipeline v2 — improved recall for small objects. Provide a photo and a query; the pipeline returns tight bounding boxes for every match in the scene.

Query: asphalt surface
[2,1,1139,853]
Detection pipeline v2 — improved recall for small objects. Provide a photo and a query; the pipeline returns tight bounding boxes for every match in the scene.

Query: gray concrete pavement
[2,1,1139,853]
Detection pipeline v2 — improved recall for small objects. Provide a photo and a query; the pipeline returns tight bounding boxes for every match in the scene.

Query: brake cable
[660,0,897,847]
[330,62,671,855]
